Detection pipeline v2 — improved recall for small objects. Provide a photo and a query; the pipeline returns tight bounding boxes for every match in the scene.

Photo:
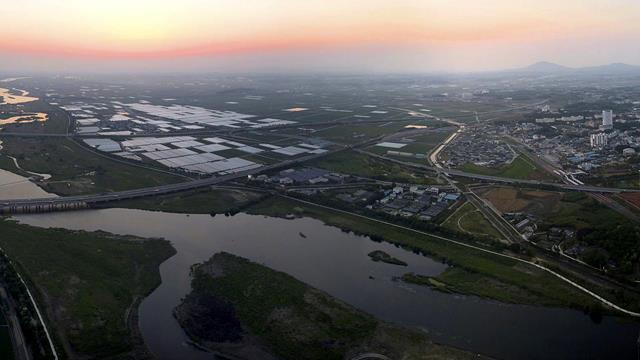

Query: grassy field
[0,100,70,135]
[308,150,440,185]
[403,266,556,305]
[311,121,414,143]
[0,312,13,360]
[461,155,552,181]
[443,202,504,241]
[590,173,640,190]
[364,130,452,165]
[0,219,176,359]
[477,186,624,230]
[247,197,596,308]
[478,186,640,277]
[0,137,184,195]
[113,188,265,214]
[176,252,488,360]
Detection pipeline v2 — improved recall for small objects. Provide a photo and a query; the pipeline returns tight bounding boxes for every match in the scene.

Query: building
[590,133,608,149]
[601,110,613,130]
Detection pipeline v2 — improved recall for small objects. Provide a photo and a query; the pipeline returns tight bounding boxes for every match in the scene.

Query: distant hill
[520,61,571,73]
[508,61,640,74]
[580,63,640,74]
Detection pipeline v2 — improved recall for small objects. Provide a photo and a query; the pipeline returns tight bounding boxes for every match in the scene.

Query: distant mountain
[520,61,571,73]
[509,61,640,75]
[580,62,640,74]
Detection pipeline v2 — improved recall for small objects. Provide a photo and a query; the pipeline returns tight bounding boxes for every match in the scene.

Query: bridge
[0,149,342,214]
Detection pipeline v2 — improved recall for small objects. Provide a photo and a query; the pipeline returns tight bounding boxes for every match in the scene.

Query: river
[14,209,640,360]
[0,167,56,200]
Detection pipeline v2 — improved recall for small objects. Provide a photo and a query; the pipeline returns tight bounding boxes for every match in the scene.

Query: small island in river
[368,250,408,266]
[174,252,488,360]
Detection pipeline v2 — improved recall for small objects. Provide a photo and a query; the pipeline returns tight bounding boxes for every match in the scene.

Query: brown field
[619,193,640,209]
[477,186,563,216]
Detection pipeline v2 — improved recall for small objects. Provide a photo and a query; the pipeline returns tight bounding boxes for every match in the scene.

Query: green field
[403,266,559,305]
[479,185,640,280]
[460,155,551,181]
[0,137,184,195]
[176,252,487,360]
[0,100,70,135]
[0,219,176,358]
[365,131,451,161]
[590,173,640,190]
[114,188,265,214]
[247,197,597,309]
[443,202,504,241]
[308,150,440,185]
[311,121,414,143]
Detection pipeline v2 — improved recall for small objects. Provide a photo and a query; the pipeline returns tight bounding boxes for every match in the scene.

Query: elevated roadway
[0,148,343,214]
[355,148,640,194]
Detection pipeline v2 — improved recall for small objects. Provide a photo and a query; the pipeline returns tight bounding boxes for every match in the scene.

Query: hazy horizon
[2,0,639,73]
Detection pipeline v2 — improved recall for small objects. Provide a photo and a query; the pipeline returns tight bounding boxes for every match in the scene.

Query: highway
[8,138,633,214]
[354,148,640,193]
[0,147,346,212]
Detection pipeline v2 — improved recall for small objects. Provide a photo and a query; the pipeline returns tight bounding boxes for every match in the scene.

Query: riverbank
[246,196,600,310]
[0,137,184,195]
[15,208,640,360]
[113,188,266,215]
[111,187,626,312]
[176,252,489,360]
[0,218,176,359]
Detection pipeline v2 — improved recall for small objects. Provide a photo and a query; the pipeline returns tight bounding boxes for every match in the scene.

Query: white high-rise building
[601,110,613,129]
[590,133,608,148]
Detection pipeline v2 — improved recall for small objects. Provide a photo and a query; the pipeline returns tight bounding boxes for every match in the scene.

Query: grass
[400,131,453,153]
[403,267,555,305]
[308,150,440,185]
[311,121,413,143]
[177,252,487,360]
[479,185,640,279]
[443,202,504,240]
[461,155,551,181]
[247,197,597,309]
[602,176,640,190]
[112,188,265,214]
[0,100,70,135]
[365,130,452,157]
[0,218,176,359]
[0,137,184,195]
[479,186,626,231]
[368,250,408,266]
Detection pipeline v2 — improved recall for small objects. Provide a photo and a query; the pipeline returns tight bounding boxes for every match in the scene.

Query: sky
[1,0,639,73]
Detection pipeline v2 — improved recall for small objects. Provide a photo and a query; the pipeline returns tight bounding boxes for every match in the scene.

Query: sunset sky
[2,0,639,72]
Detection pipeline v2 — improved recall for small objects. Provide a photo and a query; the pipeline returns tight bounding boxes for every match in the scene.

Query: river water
[14,209,640,360]
[0,167,56,200]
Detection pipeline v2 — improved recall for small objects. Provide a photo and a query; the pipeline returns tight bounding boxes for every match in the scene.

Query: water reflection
[14,209,640,360]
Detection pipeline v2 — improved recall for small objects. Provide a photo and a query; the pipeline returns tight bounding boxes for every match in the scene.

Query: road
[508,137,640,222]
[355,148,640,193]
[464,189,523,243]
[0,132,390,212]
[0,148,345,212]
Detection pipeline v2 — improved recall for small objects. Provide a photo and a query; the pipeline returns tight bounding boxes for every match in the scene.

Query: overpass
[354,148,640,194]
[0,148,343,214]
